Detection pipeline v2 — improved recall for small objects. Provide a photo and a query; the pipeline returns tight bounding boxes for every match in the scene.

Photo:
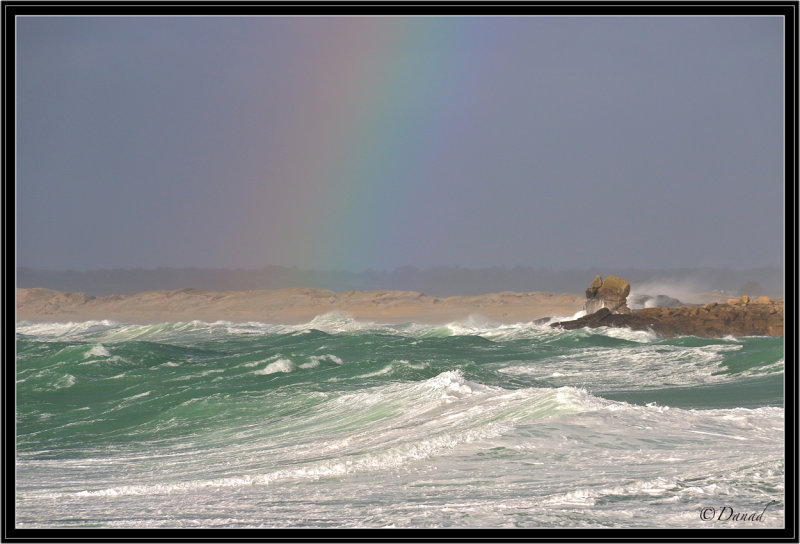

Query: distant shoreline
[16,266,784,299]
[16,287,590,325]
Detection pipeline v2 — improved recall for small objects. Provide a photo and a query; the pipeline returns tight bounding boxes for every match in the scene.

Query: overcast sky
[16,15,784,272]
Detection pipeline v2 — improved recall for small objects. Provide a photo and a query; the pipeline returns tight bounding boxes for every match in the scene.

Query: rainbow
[222,17,482,271]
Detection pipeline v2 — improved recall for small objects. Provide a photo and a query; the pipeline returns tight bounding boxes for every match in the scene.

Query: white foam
[19,366,784,531]
[85,344,110,358]
[498,341,752,390]
[570,310,587,320]
[300,313,376,334]
[544,476,681,506]
[255,359,294,375]
[16,313,712,345]
[108,391,151,410]
[52,374,76,390]
[65,380,757,501]
[311,354,343,365]
[600,326,659,343]
[16,320,118,339]
[355,365,394,378]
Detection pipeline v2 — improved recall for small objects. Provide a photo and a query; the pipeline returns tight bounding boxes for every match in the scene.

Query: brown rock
[585,275,603,299]
[582,275,632,314]
[598,275,630,297]
[596,275,631,313]
[551,299,783,338]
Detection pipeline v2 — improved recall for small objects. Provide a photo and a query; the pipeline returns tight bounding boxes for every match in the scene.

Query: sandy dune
[16,287,588,325]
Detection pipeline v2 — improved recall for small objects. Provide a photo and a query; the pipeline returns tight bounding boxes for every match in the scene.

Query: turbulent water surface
[16,314,785,528]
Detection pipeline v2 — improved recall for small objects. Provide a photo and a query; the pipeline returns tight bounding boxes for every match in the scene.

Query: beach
[16,287,589,325]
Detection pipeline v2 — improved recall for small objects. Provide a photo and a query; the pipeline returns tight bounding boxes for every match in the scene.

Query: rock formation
[552,296,783,338]
[584,275,631,314]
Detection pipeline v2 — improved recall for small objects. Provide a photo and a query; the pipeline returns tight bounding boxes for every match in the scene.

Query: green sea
[15,315,785,528]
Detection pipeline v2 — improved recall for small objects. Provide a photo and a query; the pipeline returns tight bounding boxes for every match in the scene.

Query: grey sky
[15,15,785,272]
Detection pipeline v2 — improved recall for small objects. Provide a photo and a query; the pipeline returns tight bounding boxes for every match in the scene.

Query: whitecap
[256,359,294,375]
[354,365,394,378]
[16,320,118,339]
[85,344,110,358]
[52,374,76,390]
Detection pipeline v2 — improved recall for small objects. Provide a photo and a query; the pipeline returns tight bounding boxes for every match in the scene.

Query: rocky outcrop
[584,275,631,314]
[551,296,784,338]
